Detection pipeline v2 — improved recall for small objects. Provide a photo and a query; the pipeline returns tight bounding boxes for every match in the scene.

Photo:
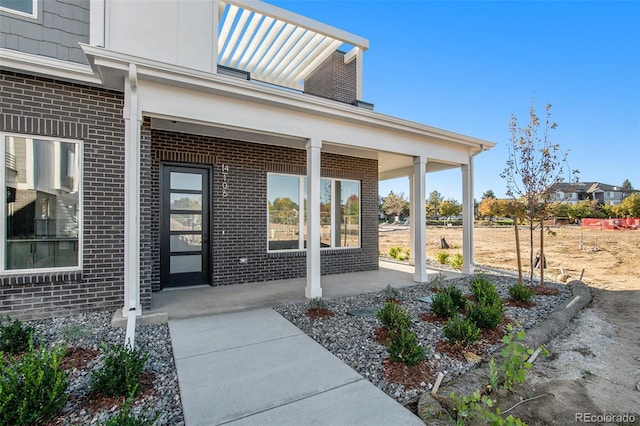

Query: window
[0,0,37,18]
[2,134,81,271]
[267,173,360,251]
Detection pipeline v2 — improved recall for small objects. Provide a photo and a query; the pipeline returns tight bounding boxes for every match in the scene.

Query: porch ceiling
[217,0,368,91]
[151,118,459,180]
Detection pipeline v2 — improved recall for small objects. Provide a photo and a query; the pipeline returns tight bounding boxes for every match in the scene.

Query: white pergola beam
[229,13,263,68]
[237,16,274,69]
[227,0,368,50]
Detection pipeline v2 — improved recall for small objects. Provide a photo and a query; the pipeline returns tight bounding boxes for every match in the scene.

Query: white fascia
[80,45,495,155]
[0,48,102,86]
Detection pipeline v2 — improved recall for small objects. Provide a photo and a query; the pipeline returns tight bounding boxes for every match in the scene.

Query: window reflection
[267,173,360,251]
[4,136,80,270]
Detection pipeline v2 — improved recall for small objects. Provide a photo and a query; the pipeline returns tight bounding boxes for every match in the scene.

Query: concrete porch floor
[147,261,463,320]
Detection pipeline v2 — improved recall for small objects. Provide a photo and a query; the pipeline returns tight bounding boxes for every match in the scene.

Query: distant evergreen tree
[622,179,633,189]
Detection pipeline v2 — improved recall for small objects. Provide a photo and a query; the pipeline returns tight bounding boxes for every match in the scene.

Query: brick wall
[0,0,90,64]
[304,50,357,105]
[0,71,139,320]
[150,130,378,289]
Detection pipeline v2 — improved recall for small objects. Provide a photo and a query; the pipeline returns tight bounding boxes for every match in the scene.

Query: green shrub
[431,292,456,319]
[92,343,148,397]
[443,315,480,347]
[499,325,548,391]
[0,315,35,354]
[387,328,425,366]
[309,298,327,309]
[383,284,400,301]
[470,275,495,299]
[508,283,535,302]
[467,299,505,330]
[442,285,467,311]
[388,246,409,261]
[430,291,457,319]
[436,251,450,265]
[0,337,69,425]
[376,301,412,332]
[449,253,463,269]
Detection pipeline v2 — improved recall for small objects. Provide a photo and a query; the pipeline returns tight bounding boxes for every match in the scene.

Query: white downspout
[124,63,141,349]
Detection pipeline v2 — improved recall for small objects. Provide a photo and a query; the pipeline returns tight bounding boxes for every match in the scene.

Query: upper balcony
[92,0,370,106]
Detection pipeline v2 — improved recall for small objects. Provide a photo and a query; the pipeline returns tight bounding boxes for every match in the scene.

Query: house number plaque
[221,164,229,197]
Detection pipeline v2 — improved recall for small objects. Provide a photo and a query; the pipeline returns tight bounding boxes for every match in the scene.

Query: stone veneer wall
[150,129,379,290]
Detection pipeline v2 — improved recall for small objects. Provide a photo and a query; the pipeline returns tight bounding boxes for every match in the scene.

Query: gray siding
[0,0,89,64]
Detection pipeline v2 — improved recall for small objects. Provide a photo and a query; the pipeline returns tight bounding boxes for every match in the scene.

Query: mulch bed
[383,358,434,388]
[306,307,336,320]
[435,341,480,362]
[480,326,506,345]
[60,347,100,371]
[373,327,392,345]
[534,285,560,296]
[504,299,537,309]
[418,312,447,323]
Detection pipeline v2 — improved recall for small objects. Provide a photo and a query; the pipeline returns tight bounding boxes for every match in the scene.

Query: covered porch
[82,44,493,318]
[146,261,464,320]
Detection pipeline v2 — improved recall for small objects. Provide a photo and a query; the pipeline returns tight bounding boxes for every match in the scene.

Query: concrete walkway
[170,309,424,425]
[161,262,462,425]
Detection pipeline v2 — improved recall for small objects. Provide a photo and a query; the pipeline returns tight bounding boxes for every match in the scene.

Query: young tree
[622,179,633,190]
[425,190,443,220]
[481,189,496,200]
[438,198,462,222]
[477,197,500,223]
[614,193,640,217]
[500,102,577,286]
[382,191,409,221]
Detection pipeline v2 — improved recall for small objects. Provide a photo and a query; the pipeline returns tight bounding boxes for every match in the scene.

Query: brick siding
[0,71,135,320]
[0,71,379,320]
[304,50,357,105]
[151,130,379,289]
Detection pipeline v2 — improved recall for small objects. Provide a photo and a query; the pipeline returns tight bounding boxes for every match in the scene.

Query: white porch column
[306,138,322,298]
[123,64,142,316]
[461,160,475,274]
[408,174,415,265]
[412,156,427,282]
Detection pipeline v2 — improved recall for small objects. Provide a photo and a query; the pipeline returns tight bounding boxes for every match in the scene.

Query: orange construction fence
[581,218,640,230]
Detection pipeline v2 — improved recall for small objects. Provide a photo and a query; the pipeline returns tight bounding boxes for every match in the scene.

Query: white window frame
[0,0,37,19]
[1,133,83,274]
[266,173,361,252]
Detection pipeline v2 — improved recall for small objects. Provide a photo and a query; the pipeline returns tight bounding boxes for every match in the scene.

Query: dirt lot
[380,224,640,424]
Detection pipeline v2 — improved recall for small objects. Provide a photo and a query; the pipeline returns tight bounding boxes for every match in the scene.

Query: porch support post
[123,64,141,316]
[408,174,415,265]
[305,138,322,298]
[412,156,427,283]
[462,162,475,274]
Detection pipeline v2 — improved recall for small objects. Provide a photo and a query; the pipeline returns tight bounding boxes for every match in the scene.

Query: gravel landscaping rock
[25,312,184,425]
[275,272,571,406]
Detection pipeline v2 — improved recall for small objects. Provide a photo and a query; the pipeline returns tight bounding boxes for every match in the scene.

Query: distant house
[0,0,495,320]
[550,182,639,205]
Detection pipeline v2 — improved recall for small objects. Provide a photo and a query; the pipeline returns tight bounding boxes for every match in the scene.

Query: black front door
[160,165,210,288]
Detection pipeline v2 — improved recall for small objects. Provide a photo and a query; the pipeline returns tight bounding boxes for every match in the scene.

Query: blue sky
[270,0,640,202]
